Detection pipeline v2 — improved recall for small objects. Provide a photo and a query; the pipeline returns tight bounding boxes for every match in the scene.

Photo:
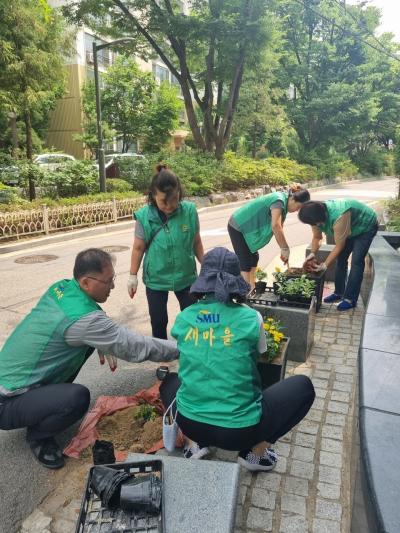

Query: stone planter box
[257,337,290,389]
[249,296,316,363]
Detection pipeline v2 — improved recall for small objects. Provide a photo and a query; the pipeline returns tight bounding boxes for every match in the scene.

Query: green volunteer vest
[134,201,198,291]
[172,298,262,428]
[232,192,288,253]
[0,279,101,394]
[319,199,377,237]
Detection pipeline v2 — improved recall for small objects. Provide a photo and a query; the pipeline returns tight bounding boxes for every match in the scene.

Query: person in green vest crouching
[0,248,179,469]
[298,199,378,311]
[228,185,310,287]
[159,247,315,470]
[127,164,204,339]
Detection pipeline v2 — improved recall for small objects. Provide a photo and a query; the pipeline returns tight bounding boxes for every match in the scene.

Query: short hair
[298,201,327,225]
[148,164,183,205]
[73,248,113,279]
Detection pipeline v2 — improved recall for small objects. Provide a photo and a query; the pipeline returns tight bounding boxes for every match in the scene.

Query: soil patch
[92,405,162,455]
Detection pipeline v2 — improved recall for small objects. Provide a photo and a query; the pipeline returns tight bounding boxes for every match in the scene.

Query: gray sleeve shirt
[65,311,179,363]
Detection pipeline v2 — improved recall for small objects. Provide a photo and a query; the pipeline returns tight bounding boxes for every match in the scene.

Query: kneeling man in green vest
[0,248,179,469]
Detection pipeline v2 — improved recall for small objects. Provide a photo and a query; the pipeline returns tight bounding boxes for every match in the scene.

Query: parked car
[33,153,76,171]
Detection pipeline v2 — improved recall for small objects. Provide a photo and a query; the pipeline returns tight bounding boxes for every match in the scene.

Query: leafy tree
[63,0,276,159]
[276,0,400,164]
[0,0,70,199]
[79,56,182,155]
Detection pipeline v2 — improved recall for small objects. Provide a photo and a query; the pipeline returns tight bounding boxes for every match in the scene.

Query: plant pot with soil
[257,317,290,388]
[255,267,267,294]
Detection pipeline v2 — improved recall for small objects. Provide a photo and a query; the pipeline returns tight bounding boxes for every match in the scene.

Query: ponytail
[288,183,310,204]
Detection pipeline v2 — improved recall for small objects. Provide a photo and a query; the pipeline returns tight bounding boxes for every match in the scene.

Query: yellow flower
[268,318,274,322]
[264,324,270,331]
[275,266,281,273]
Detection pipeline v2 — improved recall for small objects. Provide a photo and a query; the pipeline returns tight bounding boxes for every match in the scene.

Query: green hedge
[386,198,400,231]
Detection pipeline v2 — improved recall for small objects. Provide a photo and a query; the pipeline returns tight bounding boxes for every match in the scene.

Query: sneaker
[29,437,65,469]
[337,299,356,311]
[323,292,341,303]
[237,447,278,472]
[183,442,210,459]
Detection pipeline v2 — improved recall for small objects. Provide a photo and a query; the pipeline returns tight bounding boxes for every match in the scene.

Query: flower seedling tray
[76,459,164,533]
[282,268,325,312]
[247,287,280,306]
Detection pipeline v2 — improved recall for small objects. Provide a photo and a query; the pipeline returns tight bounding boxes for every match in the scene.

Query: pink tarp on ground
[63,381,183,460]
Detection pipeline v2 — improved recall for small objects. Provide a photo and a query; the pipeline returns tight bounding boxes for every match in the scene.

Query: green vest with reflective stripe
[172,298,262,428]
[232,192,288,253]
[320,199,377,237]
[0,279,101,394]
[134,201,198,291]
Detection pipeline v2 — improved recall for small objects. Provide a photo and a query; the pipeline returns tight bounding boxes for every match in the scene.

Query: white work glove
[312,262,327,273]
[98,352,117,372]
[127,273,138,298]
[280,247,290,264]
[304,252,315,263]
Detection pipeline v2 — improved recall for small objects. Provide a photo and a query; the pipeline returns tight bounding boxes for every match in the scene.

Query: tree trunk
[9,112,18,157]
[24,110,36,201]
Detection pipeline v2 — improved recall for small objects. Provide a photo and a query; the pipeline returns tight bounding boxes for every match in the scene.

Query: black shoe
[29,437,65,469]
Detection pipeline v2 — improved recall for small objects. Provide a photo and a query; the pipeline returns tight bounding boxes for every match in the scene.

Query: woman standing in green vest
[228,185,310,287]
[159,247,315,470]
[298,199,378,311]
[127,165,204,339]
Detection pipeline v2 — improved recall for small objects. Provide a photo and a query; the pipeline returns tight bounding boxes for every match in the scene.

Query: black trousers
[227,224,259,272]
[0,348,93,442]
[160,373,315,451]
[146,285,195,339]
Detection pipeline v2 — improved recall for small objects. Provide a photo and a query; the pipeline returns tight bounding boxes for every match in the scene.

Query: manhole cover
[101,246,130,253]
[15,254,59,264]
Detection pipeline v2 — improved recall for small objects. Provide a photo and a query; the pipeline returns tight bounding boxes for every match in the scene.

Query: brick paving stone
[254,472,282,491]
[275,441,291,457]
[319,450,342,468]
[325,413,346,427]
[297,420,319,435]
[322,425,343,440]
[280,514,309,533]
[251,488,277,510]
[306,409,323,422]
[281,493,307,516]
[315,388,328,399]
[284,476,309,497]
[313,370,331,379]
[315,499,342,521]
[246,507,273,531]
[313,518,342,532]
[318,465,342,485]
[239,485,247,505]
[240,469,253,486]
[312,398,326,411]
[332,381,352,392]
[330,391,350,403]
[275,456,288,474]
[334,373,354,383]
[315,363,333,371]
[291,460,315,480]
[311,378,329,389]
[321,438,343,454]
[293,445,315,462]
[295,432,317,448]
[327,401,349,415]
[280,430,293,443]
[335,365,355,374]
[317,482,341,500]
[328,344,346,351]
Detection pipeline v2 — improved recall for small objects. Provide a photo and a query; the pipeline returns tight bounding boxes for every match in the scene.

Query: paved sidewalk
[218,289,362,533]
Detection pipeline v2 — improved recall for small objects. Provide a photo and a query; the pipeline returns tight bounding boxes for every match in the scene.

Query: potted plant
[257,317,290,388]
[274,266,325,311]
[255,267,267,293]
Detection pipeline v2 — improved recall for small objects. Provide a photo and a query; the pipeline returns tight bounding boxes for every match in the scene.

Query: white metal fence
[0,197,145,242]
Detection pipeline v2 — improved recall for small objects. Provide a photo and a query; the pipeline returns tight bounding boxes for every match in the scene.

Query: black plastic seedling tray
[247,287,280,306]
[76,460,164,533]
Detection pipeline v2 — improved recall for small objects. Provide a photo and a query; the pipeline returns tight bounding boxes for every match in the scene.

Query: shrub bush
[38,160,99,197]
[386,199,400,231]
[352,148,395,176]
[106,178,132,193]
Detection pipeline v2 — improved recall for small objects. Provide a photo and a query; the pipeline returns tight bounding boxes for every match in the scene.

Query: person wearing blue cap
[160,247,315,471]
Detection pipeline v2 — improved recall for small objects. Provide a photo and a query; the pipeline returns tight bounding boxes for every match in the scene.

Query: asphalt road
[0,177,397,532]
